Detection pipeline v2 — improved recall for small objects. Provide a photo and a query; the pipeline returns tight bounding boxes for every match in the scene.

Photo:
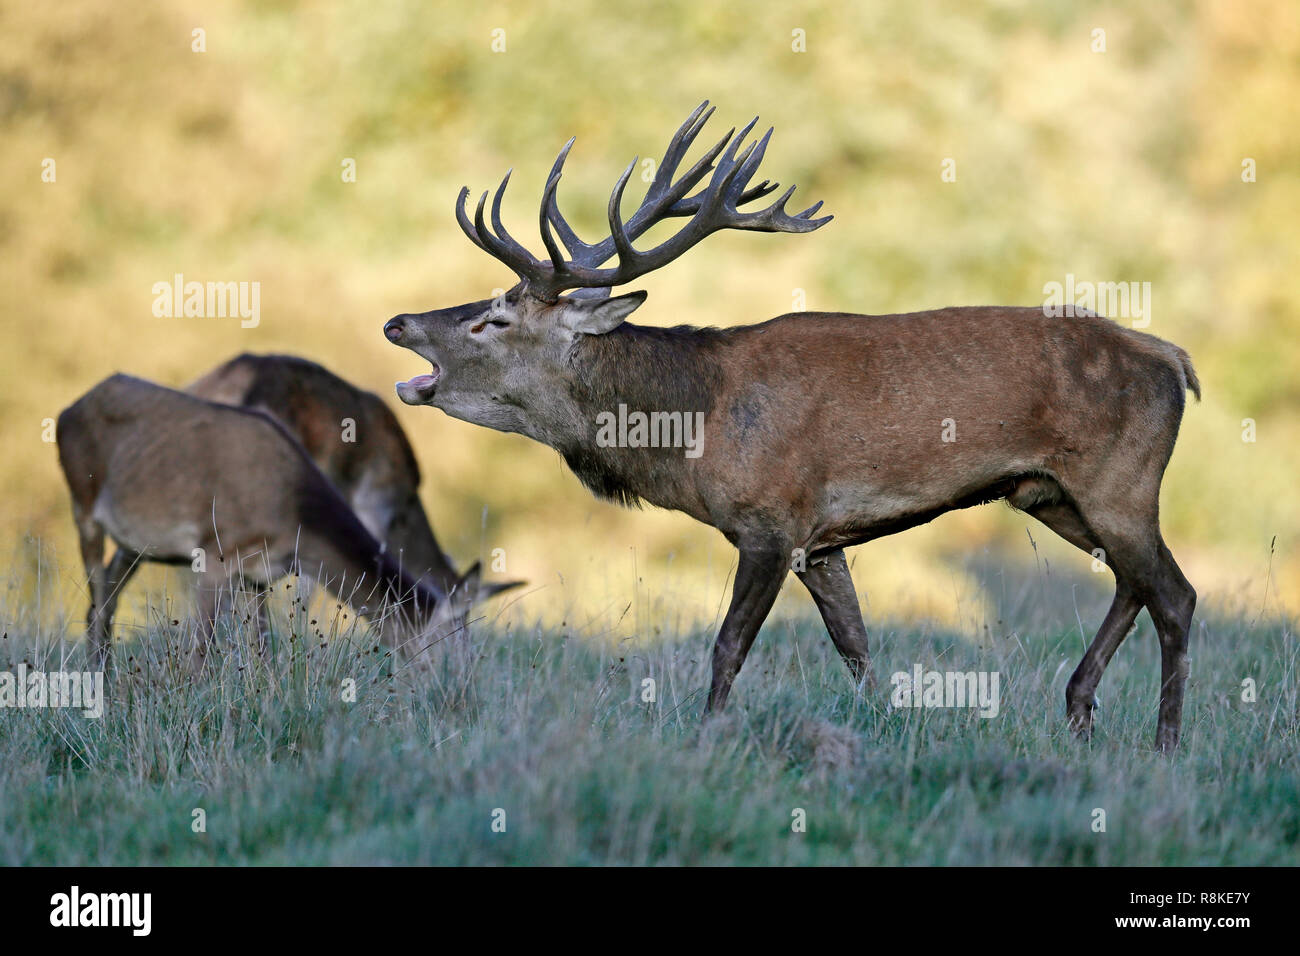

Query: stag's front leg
[796,549,875,692]
[705,541,790,714]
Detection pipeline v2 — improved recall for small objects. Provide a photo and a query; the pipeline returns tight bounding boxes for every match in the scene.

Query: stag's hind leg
[1147,542,1196,751]
[796,549,875,691]
[1024,500,1143,739]
[1064,495,1195,753]
[1063,577,1142,737]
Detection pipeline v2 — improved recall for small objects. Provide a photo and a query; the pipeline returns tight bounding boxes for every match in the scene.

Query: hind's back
[58,374,322,560]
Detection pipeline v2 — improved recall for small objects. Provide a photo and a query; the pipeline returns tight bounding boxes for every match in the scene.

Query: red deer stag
[57,374,508,669]
[188,352,478,598]
[382,102,1199,751]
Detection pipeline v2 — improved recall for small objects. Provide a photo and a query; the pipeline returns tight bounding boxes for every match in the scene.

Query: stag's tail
[1173,346,1201,401]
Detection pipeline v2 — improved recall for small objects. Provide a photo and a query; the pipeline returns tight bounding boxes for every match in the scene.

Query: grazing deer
[187,352,465,596]
[383,101,1199,751]
[57,374,508,669]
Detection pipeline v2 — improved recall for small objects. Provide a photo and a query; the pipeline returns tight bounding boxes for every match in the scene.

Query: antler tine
[713,116,760,181]
[471,190,505,261]
[488,170,542,268]
[459,169,552,284]
[542,136,602,262]
[607,158,639,266]
[653,116,760,222]
[455,186,489,252]
[649,125,734,218]
[644,101,715,205]
[539,171,568,270]
[544,137,576,190]
[681,127,759,230]
[670,179,779,216]
[725,126,774,204]
[740,180,779,204]
[473,186,542,283]
[719,134,761,201]
[613,124,733,246]
[733,185,834,233]
[794,199,827,220]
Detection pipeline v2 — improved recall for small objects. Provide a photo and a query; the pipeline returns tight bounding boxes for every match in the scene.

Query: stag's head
[384,101,831,436]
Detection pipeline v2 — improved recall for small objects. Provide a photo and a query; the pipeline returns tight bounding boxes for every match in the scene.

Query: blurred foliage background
[1,0,1297,640]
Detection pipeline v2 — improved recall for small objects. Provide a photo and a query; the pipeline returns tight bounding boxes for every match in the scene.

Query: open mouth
[395,364,440,404]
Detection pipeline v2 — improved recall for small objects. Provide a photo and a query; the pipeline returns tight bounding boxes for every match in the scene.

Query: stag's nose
[384,316,407,342]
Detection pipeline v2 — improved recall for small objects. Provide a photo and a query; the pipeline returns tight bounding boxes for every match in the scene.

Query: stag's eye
[470,318,511,334]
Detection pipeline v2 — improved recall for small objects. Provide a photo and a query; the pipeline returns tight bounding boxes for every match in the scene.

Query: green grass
[1,582,1297,865]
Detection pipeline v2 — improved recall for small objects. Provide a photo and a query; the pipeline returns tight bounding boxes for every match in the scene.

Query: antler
[454,101,832,301]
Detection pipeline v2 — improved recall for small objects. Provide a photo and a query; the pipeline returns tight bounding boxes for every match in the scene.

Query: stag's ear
[564,290,647,335]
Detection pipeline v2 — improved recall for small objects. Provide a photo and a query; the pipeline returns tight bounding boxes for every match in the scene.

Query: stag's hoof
[1066,699,1096,739]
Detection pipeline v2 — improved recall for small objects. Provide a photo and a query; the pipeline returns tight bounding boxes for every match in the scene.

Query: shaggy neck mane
[559,322,728,508]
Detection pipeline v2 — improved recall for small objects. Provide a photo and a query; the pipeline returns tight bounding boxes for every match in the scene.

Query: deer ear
[566,290,646,335]
[431,560,482,632]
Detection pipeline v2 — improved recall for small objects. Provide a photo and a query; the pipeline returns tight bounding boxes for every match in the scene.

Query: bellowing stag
[382,102,1199,751]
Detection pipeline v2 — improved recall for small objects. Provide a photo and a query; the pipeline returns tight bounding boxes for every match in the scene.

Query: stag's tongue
[396,366,440,404]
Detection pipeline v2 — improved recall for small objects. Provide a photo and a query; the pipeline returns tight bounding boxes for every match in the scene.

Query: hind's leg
[76,520,110,666]
[95,548,142,670]
[189,572,228,673]
[252,585,273,661]
[190,587,218,674]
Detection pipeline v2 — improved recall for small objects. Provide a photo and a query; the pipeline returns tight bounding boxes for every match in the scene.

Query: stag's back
[695,306,1199,517]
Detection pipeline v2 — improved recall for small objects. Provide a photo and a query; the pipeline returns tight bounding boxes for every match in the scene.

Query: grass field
[3,567,1296,866]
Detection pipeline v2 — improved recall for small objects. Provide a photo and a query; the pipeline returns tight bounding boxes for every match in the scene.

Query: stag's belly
[802,471,1063,553]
